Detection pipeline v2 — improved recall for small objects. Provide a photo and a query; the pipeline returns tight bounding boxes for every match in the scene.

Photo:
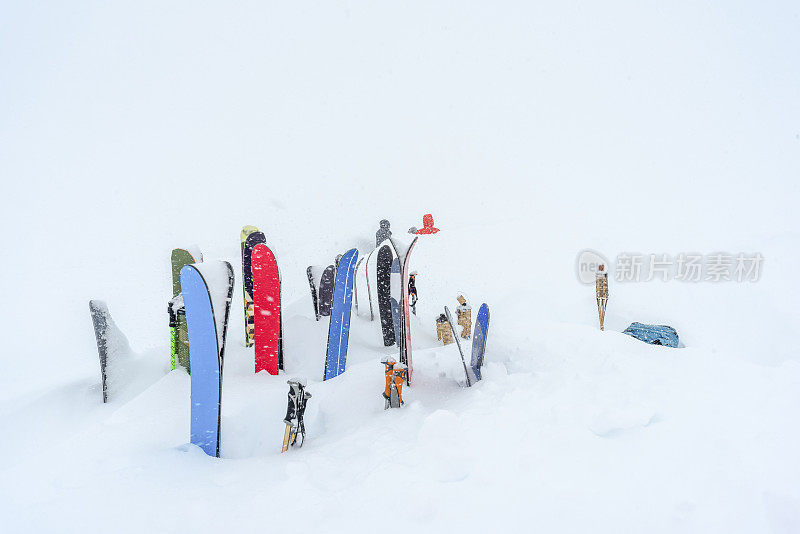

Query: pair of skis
[323,249,359,380]
[241,227,283,375]
[444,303,490,386]
[356,239,411,352]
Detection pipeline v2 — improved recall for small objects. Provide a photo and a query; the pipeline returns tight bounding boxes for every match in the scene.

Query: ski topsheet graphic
[181,261,234,457]
[252,243,281,375]
[391,236,419,384]
[444,306,473,387]
[471,304,490,381]
[89,300,131,403]
[171,247,202,371]
[324,248,358,381]
[242,229,266,347]
[377,244,395,346]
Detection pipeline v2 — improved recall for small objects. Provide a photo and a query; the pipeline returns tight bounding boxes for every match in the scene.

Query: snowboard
[181,261,235,457]
[171,247,202,371]
[390,258,401,344]
[471,304,490,381]
[318,264,335,317]
[242,229,266,347]
[323,248,358,381]
[392,236,419,384]
[252,242,281,375]
[444,306,474,387]
[376,245,395,346]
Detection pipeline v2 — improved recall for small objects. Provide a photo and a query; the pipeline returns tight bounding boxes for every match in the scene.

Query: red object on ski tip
[416,214,440,234]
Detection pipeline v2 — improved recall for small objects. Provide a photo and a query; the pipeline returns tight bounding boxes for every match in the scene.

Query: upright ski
[318,264,335,317]
[307,266,320,320]
[376,244,395,346]
[392,236,419,384]
[242,229,266,347]
[90,300,111,403]
[353,257,365,315]
[181,261,234,457]
[89,300,130,403]
[323,248,358,380]
[444,306,473,387]
[363,247,377,321]
[170,247,202,371]
[470,304,490,381]
[252,242,281,375]
[390,258,402,343]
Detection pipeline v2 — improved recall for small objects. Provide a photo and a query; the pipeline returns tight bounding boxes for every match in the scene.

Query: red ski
[252,243,281,374]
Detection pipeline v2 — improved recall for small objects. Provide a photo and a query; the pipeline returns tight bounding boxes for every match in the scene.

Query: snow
[2,2,800,532]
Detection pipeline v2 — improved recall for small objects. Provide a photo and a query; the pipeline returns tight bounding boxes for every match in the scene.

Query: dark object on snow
[623,322,679,348]
[282,379,311,452]
[376,219,392,247]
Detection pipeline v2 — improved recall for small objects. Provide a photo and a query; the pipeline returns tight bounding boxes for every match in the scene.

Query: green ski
[170,246,202,371]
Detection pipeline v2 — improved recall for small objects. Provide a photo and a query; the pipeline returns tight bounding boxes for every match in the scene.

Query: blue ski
[470,304,490,381]
[323,248,358,380]
[181,261,234,457]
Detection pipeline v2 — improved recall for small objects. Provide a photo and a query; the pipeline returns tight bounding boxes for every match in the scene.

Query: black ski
[376,245,395,346]
[318,264,335,317]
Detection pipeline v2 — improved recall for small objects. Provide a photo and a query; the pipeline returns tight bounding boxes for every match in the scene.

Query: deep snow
[2,2,800,532]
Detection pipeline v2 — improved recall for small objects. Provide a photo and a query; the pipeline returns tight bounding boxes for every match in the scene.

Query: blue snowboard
[470,303,490,381]
[324,248,358,380]
[181,261,234,457]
